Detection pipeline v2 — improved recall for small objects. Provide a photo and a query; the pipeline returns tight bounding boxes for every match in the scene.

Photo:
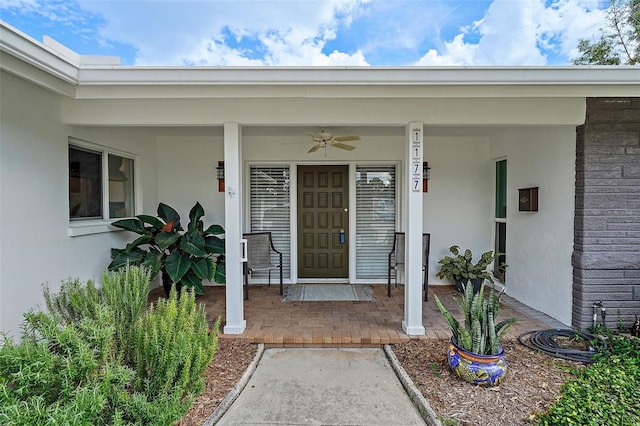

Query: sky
[0,0,610,66]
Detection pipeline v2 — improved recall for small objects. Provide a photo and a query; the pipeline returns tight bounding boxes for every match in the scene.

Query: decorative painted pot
[447,338,507,387]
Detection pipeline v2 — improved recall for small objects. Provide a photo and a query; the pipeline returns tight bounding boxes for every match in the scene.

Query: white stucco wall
[489,126,576,325]
[0,71,158,338]
[424,135,494,285]
[156,134,225,227]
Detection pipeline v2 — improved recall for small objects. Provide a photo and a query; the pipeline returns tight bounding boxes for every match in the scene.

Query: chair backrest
[243,232,273,267]
[393,232,430,266]
[422,233,430,266]
[394,232,405,264]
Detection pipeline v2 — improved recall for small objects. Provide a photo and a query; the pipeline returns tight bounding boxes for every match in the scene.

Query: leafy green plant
[0,306,135,425]
[537,334,640,425]
[436,245,506,284]
[433,281,517,355]
[108,201,225,295]
[42,278,102,325]
[0,266,221,425]
[131,286,219,402]
[572,0,639,65]
[44,265,150,361]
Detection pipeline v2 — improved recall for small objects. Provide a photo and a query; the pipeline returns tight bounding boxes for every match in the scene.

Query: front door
[297,165,349,278]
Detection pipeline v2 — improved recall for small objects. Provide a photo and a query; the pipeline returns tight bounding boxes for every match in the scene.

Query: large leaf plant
[108,202,225,295]
[436,245,506,283]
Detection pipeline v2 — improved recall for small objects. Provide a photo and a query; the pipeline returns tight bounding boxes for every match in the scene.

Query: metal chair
[387,232,430,301]
[243,232,283,300]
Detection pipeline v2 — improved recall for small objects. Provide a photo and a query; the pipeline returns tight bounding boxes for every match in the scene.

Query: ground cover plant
[0,265,219,426]
[537,331,640,425]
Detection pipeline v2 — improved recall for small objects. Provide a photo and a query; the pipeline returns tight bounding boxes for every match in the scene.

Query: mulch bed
[392,339,582,426]
[179,338,581,426]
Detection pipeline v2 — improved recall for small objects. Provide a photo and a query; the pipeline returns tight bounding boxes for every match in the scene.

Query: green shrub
[538,334,640,425]
[44,264,151,361]
[43,277,102,325]
[101,265,151,360]
[132,287,219,403]
[0,266,219,426]
[0,308,134,425]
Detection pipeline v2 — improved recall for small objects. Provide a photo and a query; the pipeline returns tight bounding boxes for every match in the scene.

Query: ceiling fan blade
[333,135,360,142]
[331,142,356,151]
[307,145,321,153]
[306,132,327,140]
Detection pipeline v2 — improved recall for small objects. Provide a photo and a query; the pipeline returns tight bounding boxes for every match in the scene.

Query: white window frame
[68,137,139,237]
[493,157,507,288]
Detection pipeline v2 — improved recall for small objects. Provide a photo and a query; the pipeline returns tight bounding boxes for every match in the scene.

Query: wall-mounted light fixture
[216,161,225,192]
[423,162,431,192]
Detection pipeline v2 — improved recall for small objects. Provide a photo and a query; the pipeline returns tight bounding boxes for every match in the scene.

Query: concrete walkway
[215,348,428,425]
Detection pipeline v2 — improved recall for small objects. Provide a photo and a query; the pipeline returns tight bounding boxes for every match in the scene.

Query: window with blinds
[249,166,291,279]
[355,165,397,279]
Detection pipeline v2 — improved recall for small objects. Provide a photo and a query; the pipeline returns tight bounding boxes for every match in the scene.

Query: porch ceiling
[62,97,588,126]
[242,125,523,139]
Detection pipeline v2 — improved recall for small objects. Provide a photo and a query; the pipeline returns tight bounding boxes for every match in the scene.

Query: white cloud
[75,0,371,65]
[415,0,607,66]
[1,0,610,66]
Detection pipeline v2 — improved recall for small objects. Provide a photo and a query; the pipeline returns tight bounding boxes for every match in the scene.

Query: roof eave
[1,20,638,100]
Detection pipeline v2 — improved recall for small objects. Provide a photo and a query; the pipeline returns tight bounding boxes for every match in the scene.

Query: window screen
[356,165,397,279]
[249,166,291,279]
[108,154,135,218]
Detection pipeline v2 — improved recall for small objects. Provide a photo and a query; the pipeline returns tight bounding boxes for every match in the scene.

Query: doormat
[283,284,374,302]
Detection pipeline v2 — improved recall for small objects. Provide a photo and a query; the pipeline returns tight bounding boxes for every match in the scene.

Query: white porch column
[402,122,426,336]
[223,122,246,334]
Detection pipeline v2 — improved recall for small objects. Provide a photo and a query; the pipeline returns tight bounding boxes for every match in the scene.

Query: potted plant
[434,282,518,386]
[435,245,506,293]
[108,201,225,296]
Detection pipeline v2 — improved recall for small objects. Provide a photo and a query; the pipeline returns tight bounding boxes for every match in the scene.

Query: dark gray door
[297,165,349,278]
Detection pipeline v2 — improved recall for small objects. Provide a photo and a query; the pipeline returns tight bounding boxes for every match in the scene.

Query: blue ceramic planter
[447,338,507,387]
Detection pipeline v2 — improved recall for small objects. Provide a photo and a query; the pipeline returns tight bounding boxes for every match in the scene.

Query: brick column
[573,98,640,329]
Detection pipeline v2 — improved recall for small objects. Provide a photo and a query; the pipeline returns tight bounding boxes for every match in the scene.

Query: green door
[297,165,349,278]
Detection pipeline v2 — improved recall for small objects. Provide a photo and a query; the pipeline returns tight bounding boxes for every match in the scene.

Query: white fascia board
[0,22,79,86]
[75,66,640,99]
[73,82,639,100]
[76,66,640,86]
[0,52,75,97]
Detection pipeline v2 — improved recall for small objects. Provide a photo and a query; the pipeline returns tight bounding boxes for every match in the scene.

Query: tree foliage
[573,0,639,65]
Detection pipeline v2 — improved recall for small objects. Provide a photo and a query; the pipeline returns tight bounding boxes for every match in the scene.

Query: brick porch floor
[151,284,565,347]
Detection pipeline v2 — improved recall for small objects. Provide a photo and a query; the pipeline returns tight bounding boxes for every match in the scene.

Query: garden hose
[517,329,607,363]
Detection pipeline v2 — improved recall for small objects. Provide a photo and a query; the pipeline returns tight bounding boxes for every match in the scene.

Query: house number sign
[411,127,423,192]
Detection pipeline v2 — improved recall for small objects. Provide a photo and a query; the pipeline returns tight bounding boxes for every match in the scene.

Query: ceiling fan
[304,129,360,153]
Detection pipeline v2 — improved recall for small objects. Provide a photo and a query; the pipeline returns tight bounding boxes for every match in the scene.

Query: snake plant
[434,280,517,355]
